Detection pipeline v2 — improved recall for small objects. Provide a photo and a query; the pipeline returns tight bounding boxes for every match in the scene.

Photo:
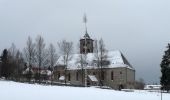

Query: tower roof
[84,33,90,39]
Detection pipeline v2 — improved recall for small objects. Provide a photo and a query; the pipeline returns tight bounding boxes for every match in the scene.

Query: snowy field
[0,80,170,100]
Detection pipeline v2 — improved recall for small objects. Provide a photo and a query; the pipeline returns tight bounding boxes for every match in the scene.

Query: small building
[144,85,161,90]
[22,67,52,81]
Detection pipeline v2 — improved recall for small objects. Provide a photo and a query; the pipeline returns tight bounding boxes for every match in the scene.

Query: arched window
[101,71,104,80]
[83,49,85,53]
[111,71,114,80]
[87,49,90,52]
[76,72,79,81]
[68,73,71,81]
[58,73,60,79]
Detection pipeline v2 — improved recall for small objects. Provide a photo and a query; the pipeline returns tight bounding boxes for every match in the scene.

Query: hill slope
[0,81,169,100]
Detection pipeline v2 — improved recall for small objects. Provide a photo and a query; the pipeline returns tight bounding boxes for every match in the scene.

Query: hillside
[0,80,169,100]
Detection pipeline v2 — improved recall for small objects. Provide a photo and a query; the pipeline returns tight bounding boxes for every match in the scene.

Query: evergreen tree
[160,43,170,92]
[1,49,9,78]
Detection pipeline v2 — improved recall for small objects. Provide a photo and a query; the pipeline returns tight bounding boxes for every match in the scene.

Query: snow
[22,68,33,74]
[88,75,98,82]
[59,76,65,80]
[57,50,134,70]
[0,80,170,100]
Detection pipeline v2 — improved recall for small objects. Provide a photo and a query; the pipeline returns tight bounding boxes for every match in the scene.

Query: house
[22,67,52,81]
[144,85,161,90]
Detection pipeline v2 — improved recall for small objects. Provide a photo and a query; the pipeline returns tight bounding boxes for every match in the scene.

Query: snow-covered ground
[0,80,169,100]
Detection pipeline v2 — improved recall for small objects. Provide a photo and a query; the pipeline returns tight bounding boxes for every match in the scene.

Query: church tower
[80,15,94,54]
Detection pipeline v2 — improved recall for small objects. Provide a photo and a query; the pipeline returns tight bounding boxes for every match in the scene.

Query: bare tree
[93,39,100,86]
[23,36,35,67]
[58,40,73,84]
[15,50,24,81]
[48,43,58,68]
[48,43,58,84]
[135,78,145,90]
[35,35,48,83]
[94,38,108,86]
[23,36,35,82]
[8,43,18,79]
[7,43,24,80]
[8,43,17,60]
[76,43,87,85]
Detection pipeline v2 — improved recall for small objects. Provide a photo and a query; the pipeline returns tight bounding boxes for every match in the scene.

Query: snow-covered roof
[40,70,52,76]
[23,67,52,76]
[22,68,33,74]
[59,76,65,81]
[56,50,134,70]
[81,33,91,39]
[88,75,98,82]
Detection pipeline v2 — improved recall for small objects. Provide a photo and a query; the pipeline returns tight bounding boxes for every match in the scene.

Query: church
[54,32,135,89]
[53,16,135,89]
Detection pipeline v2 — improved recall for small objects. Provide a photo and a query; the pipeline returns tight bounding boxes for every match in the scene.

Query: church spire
[80,14,94,54]
[83,14,90,39]
[83,14,87,34]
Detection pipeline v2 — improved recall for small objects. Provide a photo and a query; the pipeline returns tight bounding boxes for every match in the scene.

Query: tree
[23,36,35,82]
[135,78,145,90]
[48,43,58,68]
[94,38,108,86]
[7,44,24,80]
[160,43,170,92]
[23,36,35,67]
[0,49,9,78]
[35,35,48,83]
[48,43,58,84]
[8,43,17,60]
[1,44,18,79]
[58,40,73,84]
[76,43,86,85]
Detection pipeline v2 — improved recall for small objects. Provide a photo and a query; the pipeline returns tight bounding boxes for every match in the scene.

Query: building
[22,67,52,81]
[144,85,161,90]
[54,32,135,89]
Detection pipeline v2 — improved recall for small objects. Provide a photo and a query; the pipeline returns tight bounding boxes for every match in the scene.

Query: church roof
[56,50,134,70]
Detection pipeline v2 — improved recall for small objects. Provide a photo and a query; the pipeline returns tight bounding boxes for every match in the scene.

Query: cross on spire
[83,14,90,39]
[83,14,88,34]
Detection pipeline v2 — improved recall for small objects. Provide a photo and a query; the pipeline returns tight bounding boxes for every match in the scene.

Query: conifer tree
[1,49,9,78]
[160,43,170,92]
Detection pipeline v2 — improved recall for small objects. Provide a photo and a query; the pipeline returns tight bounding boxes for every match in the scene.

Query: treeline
[0,35,69,82]
[0,45,23,80]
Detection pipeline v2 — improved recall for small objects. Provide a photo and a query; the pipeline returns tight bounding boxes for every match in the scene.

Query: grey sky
[1,0,170,84]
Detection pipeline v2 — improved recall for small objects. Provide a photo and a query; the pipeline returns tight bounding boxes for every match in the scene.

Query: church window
[111,71,114,80]
[76,72,79,81]
[58,73,60,79]
[101,71,104,80]
[83,49,85,53]
[88,49,90,52]
[68,73,71,81]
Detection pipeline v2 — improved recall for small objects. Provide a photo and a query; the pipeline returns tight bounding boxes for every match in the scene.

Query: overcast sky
[1,0,170,84]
